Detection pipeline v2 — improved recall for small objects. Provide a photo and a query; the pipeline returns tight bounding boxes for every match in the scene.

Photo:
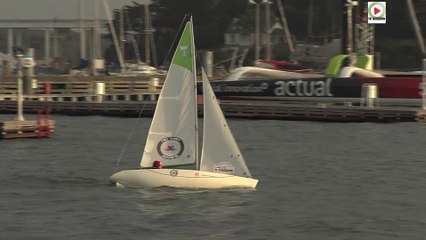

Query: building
[0,0,148,71]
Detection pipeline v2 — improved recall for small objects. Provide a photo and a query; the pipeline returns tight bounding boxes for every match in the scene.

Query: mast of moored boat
[423,59,426,110]
[79,0,87,60]
[16,54,24,121]
[102,0,126,72]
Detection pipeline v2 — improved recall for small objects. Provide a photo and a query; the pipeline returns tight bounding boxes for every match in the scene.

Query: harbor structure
[416,59,426,123]
[0,19,107,69]
[0,73,421,122]
[0,51,54,139]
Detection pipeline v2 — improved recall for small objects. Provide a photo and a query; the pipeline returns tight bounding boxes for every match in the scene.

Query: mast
[406,0,426,56]
[255,2,260,61]
[248,0,261,61]
[102,0,125,72]
[124,10,142,64]
[79,0,87,59]
[423,59,426,110]
[93,0,100,76]
[144,4,151,65]
[17,55,24,121]
[264,0,272,60]
[190,17,199,170]
[120,6,126,63]
[342,0,357,66]
[277,0,294,53]
[95,0,100,59]
[346,0,354,65]
[307,0,313,39]
[147,6,158,67]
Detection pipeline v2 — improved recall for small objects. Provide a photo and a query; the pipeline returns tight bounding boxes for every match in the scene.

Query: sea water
[1,114,425,239]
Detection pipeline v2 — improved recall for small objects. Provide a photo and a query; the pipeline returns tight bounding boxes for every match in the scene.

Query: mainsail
[140,21,197,168]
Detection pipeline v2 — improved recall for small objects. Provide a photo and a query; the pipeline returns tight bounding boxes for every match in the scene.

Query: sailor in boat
[152,160,163,169]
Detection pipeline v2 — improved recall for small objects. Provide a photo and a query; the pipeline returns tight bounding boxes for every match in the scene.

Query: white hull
[110,169,258,189]
[338,66,384,78]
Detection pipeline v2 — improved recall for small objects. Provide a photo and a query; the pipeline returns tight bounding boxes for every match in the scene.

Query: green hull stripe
[142,163,195,169]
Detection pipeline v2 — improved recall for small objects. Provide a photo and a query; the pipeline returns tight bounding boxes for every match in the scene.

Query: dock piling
[95,81,105,103]
[361,83,379,107]
[149,77,159,101]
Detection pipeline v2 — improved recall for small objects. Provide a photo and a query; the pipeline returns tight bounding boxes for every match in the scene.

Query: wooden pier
[0,75,163,95]
[0,119,54,139]
[416,109,426,124]
[220,101,416,122]
[0,76,420,122]
[0,97,418,122]
[0,68,55,139]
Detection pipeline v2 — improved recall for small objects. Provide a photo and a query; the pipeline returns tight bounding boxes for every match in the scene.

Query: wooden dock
[0,75,420,122]
[0,119,55,139]
[221,101,416,122]
[0,75,163,95]
[0,98,418,122]
[416,109,426,124]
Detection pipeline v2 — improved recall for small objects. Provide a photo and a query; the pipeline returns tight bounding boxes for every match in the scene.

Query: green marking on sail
[171,22,193,72]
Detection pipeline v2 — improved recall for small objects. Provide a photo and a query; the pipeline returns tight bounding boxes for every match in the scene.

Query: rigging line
[212,53,248,67]
[161,14,190,67]
[113,99,149,170]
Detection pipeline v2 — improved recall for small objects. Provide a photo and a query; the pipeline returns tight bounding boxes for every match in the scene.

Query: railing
[0,75,164,95]
[0,92,161,103]
[0,98,417,122]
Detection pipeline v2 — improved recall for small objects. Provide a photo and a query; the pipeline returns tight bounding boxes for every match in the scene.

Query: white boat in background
[224,66,324,81]
[121,62,161,76]
[110,17,258,189]
[338,66,384,78]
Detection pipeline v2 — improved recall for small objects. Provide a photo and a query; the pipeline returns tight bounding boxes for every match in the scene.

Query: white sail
[140,21,197,168]
[110,17,258,189]
[200,69,252,178]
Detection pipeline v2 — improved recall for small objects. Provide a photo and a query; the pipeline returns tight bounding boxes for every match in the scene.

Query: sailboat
[110,17,258,189]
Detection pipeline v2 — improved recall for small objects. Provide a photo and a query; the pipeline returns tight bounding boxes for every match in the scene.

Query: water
[1,114,426,239]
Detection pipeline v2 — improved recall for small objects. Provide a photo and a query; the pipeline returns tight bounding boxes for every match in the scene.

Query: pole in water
[16,55,25,121]
[422,58,426,110]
